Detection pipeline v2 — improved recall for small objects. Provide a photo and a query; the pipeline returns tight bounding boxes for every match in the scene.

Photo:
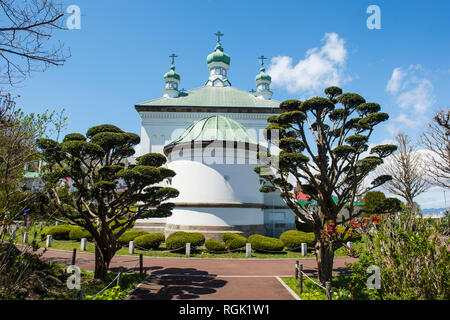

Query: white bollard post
[301,243,307,256]
[186,243,191,257]
[347,241,352,249]
[55,221,59,226]
[80,238,87,251]
[23,231,29,244]
[39,222,43,228]
[246,243,251,258]
[129,241,134,254]
[46,235,52,247]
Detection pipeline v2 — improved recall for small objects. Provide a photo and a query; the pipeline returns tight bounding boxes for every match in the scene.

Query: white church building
[133,34,295,239]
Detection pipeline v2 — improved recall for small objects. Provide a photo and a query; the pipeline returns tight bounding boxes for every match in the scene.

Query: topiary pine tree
[362,191,386,216]
[254,87,397,284]
[37,124,179,280]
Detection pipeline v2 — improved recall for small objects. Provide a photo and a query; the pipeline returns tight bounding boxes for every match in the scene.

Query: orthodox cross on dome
[214,31,224,43]
[258,55,267,67]
[169,53,178,65]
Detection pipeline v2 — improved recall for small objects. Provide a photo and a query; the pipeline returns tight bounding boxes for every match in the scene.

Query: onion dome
[164,64,180,81]
[206,43,231,66]
[255,66,271,82]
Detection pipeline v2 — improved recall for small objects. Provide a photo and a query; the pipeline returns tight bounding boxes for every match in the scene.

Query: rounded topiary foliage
[45,225,74,240]
[134,233,164,250]
[69,226,93,241]
[205,239,227,252]
[280,230,315,250]
[221,233,247,251]
[118,231,149,245]
[248,234,285,252]
[166,231,205,251]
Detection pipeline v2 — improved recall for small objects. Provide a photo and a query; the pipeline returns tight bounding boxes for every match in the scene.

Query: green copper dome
[206,43,231,66]
[255,67,271,82]
[165,115,257,149]
[164,65,180,81]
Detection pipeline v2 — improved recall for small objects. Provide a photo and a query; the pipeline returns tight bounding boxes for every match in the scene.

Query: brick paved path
[38,248,356,300]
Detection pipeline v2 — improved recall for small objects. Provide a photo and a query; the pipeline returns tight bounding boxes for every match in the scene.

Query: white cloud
[267,33,350,95]
[386,67,406,94]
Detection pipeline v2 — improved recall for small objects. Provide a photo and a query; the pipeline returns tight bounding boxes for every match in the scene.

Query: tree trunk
[94,244,114,281]
[314,230,335,285]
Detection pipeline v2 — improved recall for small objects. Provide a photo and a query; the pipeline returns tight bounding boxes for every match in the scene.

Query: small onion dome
[255,66,271,82]
[164,65,180,81]
[206,43,231,66]
[164,115,265,155]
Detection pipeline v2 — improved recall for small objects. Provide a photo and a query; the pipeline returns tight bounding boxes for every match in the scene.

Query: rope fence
[294,261,332,300]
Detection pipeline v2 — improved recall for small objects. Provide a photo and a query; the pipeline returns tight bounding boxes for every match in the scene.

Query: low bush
[117,231,149,245]
[134,233,164,250]
[280,230,315,250]
[45,225,74,240]
[248,234,285,252]
[166,231,205,250]
[221,233,247,251]
[69,226,93,241]
[205,239,227,252]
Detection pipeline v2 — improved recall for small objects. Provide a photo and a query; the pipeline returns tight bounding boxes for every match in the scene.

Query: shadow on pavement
[127,267,227,300]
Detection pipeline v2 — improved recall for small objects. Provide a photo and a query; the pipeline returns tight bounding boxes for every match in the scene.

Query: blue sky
[5,0,450,208]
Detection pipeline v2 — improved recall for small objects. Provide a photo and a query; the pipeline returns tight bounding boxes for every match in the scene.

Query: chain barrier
[299,269,327,290]
[86,273,120,300]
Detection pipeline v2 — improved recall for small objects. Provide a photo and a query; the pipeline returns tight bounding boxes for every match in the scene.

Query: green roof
[136,86,280,108]
[24,171,41,179]
[298,196,364,207]
[165,115,257,147]
[255,67,272,82]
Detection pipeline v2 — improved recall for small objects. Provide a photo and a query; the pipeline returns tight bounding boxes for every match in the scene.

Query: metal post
[245,243,251,257]
[299,264,303,294]
[301,243,307,256]
[139,254,143,274]
[326,281,332,300]
[295,260,299,279]
[186,243,191,257]
[46,235,52,247]
[71,248,77,265]
[129,241,134,254]
[80,238,87,251]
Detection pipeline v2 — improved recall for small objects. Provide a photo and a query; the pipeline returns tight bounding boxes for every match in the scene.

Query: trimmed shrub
[134,233,164,250]
[295,219,314,233]
[248,234,285,252]
[166,231,205,250]
[45,225,74,240]
[69,226,93,241]
[280,230,315,250]
[205,239,227,252]
[118,231,149,245]
[221,233,247,251]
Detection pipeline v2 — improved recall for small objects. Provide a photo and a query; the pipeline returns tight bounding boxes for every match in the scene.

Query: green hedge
[134,233,164,250]
[118,231,149,245]
[166,231,205,250]
[205,239,227,252]
[69,226,93,241]
[248,234,285,252]
[221,233,247,250]
[45,225,74,240]
[280,230,315,250]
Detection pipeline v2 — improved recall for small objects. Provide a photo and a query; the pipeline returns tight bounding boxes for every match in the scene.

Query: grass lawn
[9,225,360,259]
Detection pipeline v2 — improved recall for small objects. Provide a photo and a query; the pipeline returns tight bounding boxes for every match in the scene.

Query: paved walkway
[38,248,356,300]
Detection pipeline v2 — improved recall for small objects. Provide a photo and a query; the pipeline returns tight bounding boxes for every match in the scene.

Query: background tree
[421,109,450,189]
[361,191,403,216]
[255,86,397,284]
[378,132,430,210]
[37,124,179,280]
[0,0,70,85]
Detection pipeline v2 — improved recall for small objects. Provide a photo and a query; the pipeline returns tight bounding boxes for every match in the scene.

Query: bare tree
[0,0,70,85]
[378,132,430,209]
[421,109,450,189]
